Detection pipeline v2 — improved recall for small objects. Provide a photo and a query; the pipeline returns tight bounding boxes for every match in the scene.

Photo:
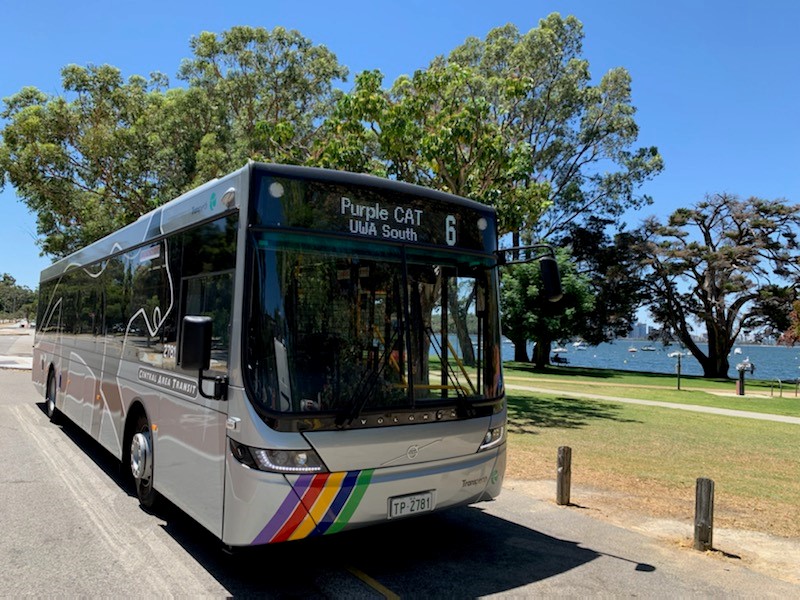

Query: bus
[32,162,559,547]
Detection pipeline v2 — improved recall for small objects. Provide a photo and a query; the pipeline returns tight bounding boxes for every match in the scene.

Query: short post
[693,477,715,551]
[735,359,754,396]
[668,351,683,390]
[557,446,572,506]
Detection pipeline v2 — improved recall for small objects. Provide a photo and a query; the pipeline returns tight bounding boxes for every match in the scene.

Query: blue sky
[2,0,799,290]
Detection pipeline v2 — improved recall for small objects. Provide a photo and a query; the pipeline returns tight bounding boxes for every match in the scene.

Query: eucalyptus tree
[179,25,348,173]
[318,14,662,238]
[639,193,800,378]
[1,26,348,258]
[0,65,176,256]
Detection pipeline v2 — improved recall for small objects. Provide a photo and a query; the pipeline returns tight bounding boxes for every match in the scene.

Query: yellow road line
[345,565,400,599]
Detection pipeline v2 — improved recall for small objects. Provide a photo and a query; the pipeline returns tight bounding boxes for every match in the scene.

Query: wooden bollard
[556,446,572,506]
[693,478,715,551]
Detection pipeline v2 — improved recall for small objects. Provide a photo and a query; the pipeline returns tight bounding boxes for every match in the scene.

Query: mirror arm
[495,244,556,266]
[198,372,229,400]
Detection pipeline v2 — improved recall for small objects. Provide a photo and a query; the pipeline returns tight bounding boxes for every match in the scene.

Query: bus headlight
[230,440,327,473]
[479,425,506,451]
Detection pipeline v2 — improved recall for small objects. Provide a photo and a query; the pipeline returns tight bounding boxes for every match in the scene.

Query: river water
[501,339,800,382]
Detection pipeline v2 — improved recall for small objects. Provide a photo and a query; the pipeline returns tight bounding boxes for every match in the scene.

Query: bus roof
[252,163,497,214]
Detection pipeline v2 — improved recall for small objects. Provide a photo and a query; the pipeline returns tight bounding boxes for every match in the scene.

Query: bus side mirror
[181,316,212,371]
[496,244,563,303]
[539,256,563,303]
[181,315,228,400]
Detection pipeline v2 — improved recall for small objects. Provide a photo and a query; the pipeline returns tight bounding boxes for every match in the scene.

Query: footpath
[0,324,33,370]
[504,377,800,425]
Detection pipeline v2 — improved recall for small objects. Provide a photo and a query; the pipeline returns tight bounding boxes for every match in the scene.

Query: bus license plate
[388,491,435,519]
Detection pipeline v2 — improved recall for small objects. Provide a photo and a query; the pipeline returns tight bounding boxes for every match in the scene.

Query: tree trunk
[704,324,733,378]
[694,346,731,379]
[448,280,475,367]
[509,332,529,362]
[533,337,552,368]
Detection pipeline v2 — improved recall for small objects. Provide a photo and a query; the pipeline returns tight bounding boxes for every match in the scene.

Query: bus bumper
[221,443,506,547]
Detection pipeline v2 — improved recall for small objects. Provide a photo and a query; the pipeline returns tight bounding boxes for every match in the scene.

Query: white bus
[32,163,559,547]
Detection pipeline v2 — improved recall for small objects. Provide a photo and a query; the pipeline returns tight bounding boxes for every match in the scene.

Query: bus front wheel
[130,414,158,510]
[45,372,61,424]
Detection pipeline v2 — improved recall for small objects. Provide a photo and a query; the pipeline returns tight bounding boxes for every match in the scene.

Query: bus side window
[181,271,234,373]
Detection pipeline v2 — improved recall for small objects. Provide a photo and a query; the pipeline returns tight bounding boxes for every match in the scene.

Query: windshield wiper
[335,328,399,427]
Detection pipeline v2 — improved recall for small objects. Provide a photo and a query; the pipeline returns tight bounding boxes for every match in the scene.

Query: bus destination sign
[340,196,428,243]
[253,173,496,253]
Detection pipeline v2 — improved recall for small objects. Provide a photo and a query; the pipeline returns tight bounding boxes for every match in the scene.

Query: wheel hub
[131,432,151,480]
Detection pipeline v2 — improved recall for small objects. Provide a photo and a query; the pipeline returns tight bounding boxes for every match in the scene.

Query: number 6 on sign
[445,215,457,246]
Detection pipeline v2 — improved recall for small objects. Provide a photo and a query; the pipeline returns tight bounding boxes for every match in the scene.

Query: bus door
[155,269,233,538]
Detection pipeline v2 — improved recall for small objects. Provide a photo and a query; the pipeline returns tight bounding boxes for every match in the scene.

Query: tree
[639,193,800,378]
[179,25,348,173]
[749,284,796,342]
[0,273,36,319]
[1,26,348,259]
[318,16,662,237]
[500,250,594,365]
[0,65,183,256]
[779,300,800,346]
[560,217,647,345]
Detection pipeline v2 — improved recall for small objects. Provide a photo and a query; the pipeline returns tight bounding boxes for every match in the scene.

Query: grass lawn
[502,364,800,539]
[504,363,800,417]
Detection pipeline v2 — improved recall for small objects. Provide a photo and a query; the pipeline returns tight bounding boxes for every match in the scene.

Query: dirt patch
[504,473,800,585]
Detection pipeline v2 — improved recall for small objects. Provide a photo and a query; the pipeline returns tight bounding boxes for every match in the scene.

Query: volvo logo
[382,438,443,467]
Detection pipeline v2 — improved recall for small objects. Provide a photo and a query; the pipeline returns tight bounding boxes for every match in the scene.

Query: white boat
[552,346,568,353]
[627,346,638,353]
[641,345,657,351]
[734,347,742,355]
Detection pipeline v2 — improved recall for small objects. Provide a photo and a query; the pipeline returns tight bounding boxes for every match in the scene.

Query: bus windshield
[244,232,502,424]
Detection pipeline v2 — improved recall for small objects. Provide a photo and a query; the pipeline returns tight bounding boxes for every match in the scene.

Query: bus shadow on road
[159,500,618,598]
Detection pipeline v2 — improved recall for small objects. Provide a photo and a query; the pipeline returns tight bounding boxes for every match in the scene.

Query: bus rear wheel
[130,414,158,510]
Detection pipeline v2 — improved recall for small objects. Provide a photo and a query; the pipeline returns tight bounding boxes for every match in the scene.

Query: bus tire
[130,413,158,510]
[45,371,61,424]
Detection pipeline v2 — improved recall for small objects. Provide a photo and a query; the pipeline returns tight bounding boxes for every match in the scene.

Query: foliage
[0,273,36,319]
[559,216,646,344]
[0,66,177,256]
[0,27,347,258]
[638,192,800,378]
[778,299,800,346]
[179,25,348,174]
[316,15,663,242]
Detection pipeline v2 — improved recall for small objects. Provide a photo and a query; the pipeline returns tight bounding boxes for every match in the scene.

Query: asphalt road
[1,367,798,598]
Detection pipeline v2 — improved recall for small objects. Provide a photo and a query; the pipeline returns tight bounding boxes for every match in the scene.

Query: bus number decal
[445,215,457,246]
